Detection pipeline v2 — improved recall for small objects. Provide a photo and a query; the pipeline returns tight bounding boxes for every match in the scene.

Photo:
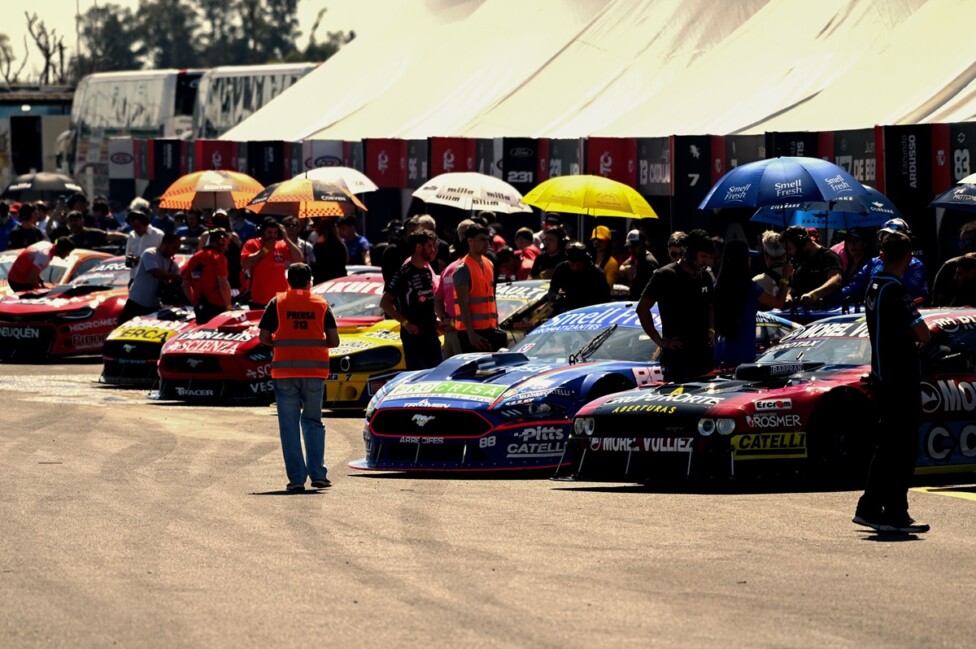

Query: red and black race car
[0,257,131,360]
[557,309,976,485]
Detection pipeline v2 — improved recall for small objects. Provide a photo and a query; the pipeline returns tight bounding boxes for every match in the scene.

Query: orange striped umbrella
[159,170,264,210]
[246,176,367,218]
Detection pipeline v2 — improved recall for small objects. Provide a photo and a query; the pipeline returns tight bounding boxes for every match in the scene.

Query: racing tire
[806,392,875,487]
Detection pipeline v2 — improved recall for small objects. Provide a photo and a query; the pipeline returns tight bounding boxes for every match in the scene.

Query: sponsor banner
[473,138,502,178]
[636,137,670,196]
[501,137,539,194]
[632,366,664,387]
[506,424,566,457]
[0,325,42,340]
[362,330,400,342]
[547,138,582,179]
[791,320,868,339]
[732,432,807,458]
[108,138,135,179]
[246,141,286,187]
[710,135,726,186]
[880,124,934,240]
[401,399,452,409]
[584,137,637,186]
[315,278,384,295]
[745,413,802,429]
[387,380,507,403]
[920,422,976,466]
[724,134,764,174]
[534,303,643,333]
[248,380,274,395]
[755,398,793,411]
[935,122,976,195]
[67,318,117,333]
[429,137,476,177]
[920,380,976,415]
[174,386,214,398]
[496,282,548,303]
[502,387,574,405]
[588,436,693,453]
[149,139,183,186]
[304,140,348,171]
[606,387,722,408]
[931,314,976,333]
[165,340,241,355]
[833,128,877,185]
[671,135,711,231]
[194,140,238,172]
[406,139,429,190]
[109,324,187,343]
[764,131,820,158]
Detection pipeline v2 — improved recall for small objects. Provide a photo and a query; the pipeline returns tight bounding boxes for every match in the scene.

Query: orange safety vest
[271,289,331,379]
[453,255,497,331]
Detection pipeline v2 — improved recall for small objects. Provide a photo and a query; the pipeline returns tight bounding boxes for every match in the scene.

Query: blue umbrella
[751,185,899,229]
[700,156,868,210]
[929,172,976,212]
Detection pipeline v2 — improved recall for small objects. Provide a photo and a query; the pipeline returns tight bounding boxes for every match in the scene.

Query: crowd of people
[6,192,976,522]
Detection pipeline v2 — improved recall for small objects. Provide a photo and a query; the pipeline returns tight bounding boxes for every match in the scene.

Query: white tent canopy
[223,0,976,143]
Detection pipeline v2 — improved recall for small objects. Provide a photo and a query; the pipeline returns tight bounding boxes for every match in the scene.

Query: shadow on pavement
[250,489,330,496]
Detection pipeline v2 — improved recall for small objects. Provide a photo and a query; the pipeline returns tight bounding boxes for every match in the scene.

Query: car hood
[0,287,126,316]
[578,364,866,419]
[375,352,644,409]
[107,307,196,343]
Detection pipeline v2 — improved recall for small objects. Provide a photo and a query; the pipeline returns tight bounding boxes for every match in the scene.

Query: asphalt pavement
[1,359,975,648]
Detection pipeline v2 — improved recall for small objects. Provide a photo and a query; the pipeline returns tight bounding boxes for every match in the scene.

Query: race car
[100,305,197,385]
[101,267,384,386]
[0,257,130,360]
[152,275,555,406]
[0,247,111,296]
[557,309,976,485]
[350,303,799,473]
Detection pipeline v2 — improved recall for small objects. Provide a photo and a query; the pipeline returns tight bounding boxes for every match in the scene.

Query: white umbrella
[300,166,379,194]
[412,172,531,213]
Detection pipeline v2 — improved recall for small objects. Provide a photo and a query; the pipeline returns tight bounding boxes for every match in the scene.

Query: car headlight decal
[574,417,596,436]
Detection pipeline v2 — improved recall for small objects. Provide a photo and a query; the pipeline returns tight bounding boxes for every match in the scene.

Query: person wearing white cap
[618,229,659,299]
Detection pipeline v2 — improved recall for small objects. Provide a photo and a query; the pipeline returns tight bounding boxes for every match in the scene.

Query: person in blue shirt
[835,218,928,305]
[0,202,18,252]
[714,239,792,369]
[337,215,371,265]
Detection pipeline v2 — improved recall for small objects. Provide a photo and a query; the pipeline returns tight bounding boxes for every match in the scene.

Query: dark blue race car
[350,302,799,473]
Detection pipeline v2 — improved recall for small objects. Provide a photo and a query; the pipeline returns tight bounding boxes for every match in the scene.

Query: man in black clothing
[530,226,568,279]
[618,228,659,299]
[64,210,125,250]
[547,242,612,314]
[931,219,976,306]
[381,217,421,284]
[7,204,45,250]
[782,225,843,307]
[950,253,976,307]
[636,229,715,383]
[380,229,444,370]
[853,232,931,534]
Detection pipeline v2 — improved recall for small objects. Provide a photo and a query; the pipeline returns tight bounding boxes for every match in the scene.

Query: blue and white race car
[350,302,799,473]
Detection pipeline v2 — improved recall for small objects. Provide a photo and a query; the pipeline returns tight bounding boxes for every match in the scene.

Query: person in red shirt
[182,228,232,325]
[7,238,75,291]
[513,227,541,280]
[241,218,303,308]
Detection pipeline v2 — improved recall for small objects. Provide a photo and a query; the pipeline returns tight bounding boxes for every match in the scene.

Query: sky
[0,0,371,78]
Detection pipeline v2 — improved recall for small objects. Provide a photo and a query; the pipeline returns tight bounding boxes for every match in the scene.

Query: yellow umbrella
[159,170,264,210]
[522,175,657,218]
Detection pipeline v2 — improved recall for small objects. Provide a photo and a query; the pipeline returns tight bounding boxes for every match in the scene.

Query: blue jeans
[273,377,327,486]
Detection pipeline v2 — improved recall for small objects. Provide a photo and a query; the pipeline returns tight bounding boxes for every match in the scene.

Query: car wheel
[806,391,875,486]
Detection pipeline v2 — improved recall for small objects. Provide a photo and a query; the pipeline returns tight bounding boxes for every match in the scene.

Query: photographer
[241,217,303,308]
[118,234,183,324]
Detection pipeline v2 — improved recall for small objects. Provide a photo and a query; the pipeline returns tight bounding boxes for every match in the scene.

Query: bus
[59,69,204,193]
[191,63,318,139]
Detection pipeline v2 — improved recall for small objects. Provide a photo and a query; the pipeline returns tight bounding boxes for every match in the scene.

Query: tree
[0,33,29,86]
[72,3,142,81]
[292,7,355,63]
[26,13,69,84]
[132,0,202,69]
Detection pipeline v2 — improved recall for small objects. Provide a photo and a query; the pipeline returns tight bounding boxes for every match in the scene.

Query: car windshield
[510,326,656,362]
[496,281,548,322]
[323,290,383,318]
[68,261,129,288]
[756,336,871,366]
